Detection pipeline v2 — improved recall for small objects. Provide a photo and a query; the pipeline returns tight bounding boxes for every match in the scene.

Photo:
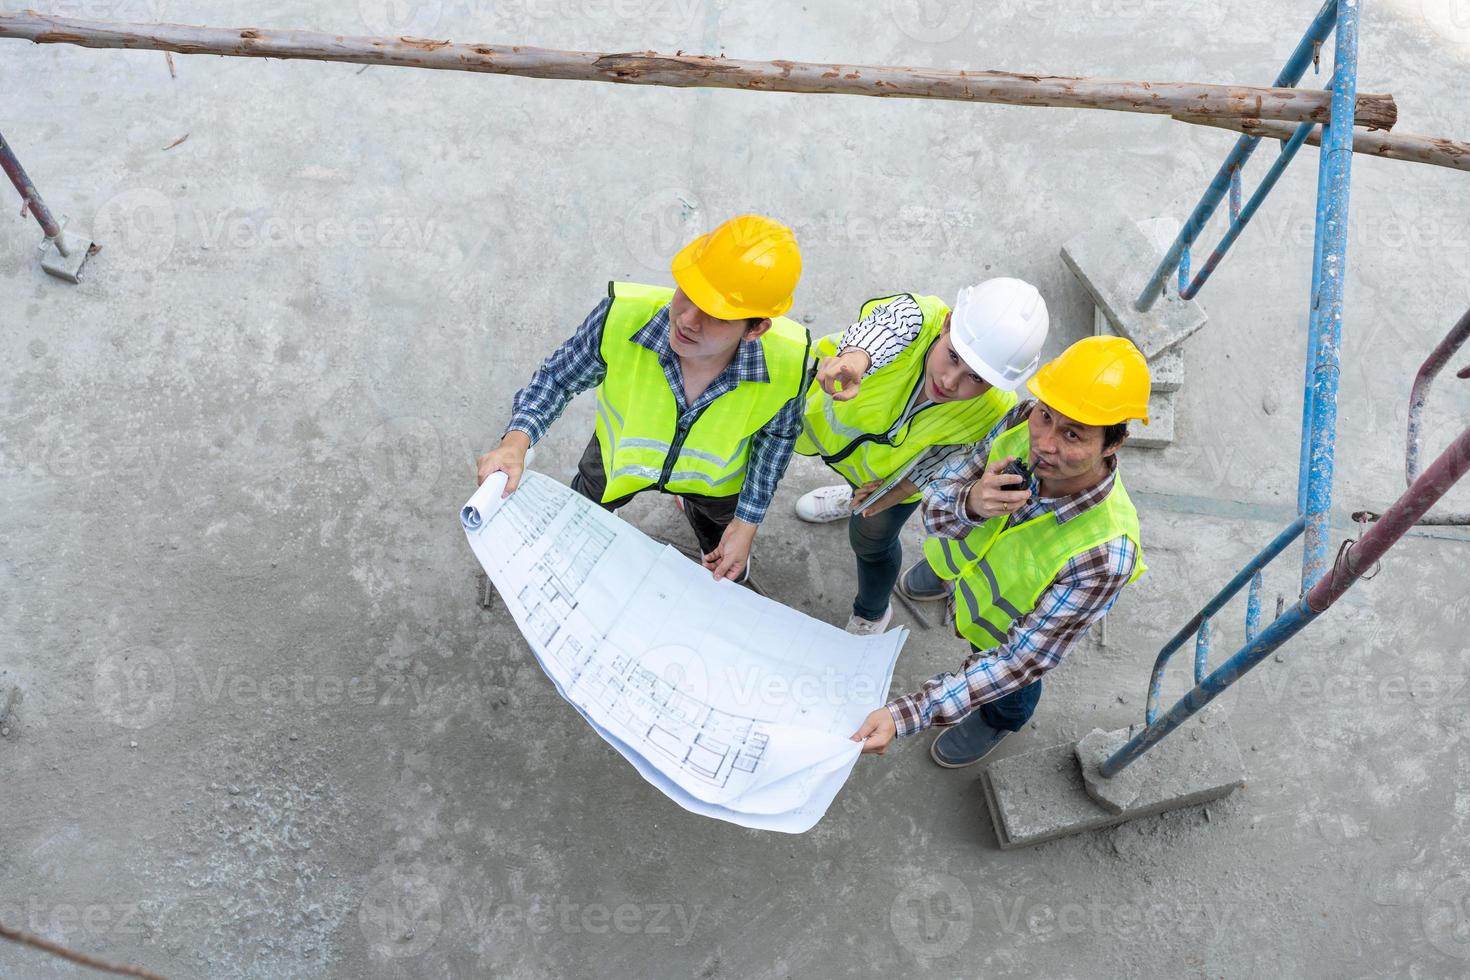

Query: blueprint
[461,472,908,833]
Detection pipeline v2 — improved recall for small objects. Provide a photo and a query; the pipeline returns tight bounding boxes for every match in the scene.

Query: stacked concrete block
[1062,215,1206,451]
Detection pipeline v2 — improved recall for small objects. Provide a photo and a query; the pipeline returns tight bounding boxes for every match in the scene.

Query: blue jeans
[971,646,1043,732]
[848,500,921,620]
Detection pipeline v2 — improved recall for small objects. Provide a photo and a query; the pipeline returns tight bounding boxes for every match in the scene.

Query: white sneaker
[795,485,853,524]
[845,606,893,635]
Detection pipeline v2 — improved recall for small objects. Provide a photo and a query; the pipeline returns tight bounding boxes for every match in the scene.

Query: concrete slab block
[980,704,1246,849]
[1094,306,1183,393]
[1062,219,1208,360]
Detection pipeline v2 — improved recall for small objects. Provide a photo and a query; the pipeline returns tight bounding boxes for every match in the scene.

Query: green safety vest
[923,421,1147,650]
[593,281,811,502]
[795,293,1017,502]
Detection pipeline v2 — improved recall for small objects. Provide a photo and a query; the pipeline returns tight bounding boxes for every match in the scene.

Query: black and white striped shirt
[833,294,973,489]
[836,294,926,375]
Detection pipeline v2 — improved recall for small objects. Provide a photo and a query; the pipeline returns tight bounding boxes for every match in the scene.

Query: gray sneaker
[896,558,950,602]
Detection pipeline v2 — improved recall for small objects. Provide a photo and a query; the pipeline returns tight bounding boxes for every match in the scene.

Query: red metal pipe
[1407,305,1470,484]
[0,129,62,240]
[1309,423,1470,612]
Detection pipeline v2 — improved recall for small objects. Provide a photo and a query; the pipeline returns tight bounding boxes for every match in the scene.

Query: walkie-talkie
[1002,458,1033,491]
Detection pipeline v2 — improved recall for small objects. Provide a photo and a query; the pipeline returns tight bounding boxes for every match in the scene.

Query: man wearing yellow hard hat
[476,214,810,581]
[848,335,1151,768]
[790,278,1050,636]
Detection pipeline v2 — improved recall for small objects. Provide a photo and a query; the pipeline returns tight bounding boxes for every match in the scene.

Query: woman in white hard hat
[791,279,1049,634]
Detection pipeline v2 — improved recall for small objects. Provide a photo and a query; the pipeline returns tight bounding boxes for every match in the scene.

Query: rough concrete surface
[4,0,1470,977]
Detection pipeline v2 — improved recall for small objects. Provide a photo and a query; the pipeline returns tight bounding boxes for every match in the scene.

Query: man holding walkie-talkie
[850,336,1154,769]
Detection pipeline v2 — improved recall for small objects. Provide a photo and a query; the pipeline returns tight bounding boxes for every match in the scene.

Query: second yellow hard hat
[1026,335,1152,426]
[671,214,802,320]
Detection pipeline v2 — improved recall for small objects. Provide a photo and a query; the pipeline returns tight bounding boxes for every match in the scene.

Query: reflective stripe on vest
[795,292,1017,501]
[593,281,811,502]
[923,420,1147,650]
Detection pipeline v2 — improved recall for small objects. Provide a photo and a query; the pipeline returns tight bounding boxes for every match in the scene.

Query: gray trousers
[569,435,738,556]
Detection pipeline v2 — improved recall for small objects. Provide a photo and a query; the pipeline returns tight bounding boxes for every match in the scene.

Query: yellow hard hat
[670,214,801,320]
[1026,335,1152,425]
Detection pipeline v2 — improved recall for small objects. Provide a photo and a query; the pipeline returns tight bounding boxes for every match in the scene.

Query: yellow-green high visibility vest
[795,293,1017,502]
[593,281,811,503]
[923,421,1147,650]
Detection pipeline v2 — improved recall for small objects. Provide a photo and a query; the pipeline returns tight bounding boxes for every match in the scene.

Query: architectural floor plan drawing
[461,472,908,832]
[579,642,770,790]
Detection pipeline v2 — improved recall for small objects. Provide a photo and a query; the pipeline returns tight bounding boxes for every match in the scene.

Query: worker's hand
[850,706,898,755]
[703,518,757,582]
[963,456,1032,521]
[848,478,885,514]
[476,431,531,497]
[816,349,872,402]
[854,478,919,518]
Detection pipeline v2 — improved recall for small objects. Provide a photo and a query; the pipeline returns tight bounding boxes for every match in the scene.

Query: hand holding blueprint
[461,472,908,832]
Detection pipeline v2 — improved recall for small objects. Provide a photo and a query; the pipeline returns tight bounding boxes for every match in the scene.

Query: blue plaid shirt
[505,297,806,525]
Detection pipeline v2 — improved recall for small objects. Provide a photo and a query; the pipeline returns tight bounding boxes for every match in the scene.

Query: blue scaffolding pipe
[1244,571,1263,643]
[1297,127,1336,518]
[1105,398,1470,778]
[1143,516,1306,724]
[1134,0,1339,312]
[1110,595,1324,777]
[1193,620,1211,684]
[1114,0,1362,774]
[1180,114,1320,301]
[1300,0,1360,590]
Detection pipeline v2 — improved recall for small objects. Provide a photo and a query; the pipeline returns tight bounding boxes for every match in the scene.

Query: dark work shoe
[896,558,951,602]
[929,715,1012,768]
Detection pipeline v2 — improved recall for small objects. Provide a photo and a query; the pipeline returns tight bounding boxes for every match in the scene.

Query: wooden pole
[0,9,1398,131]
[0,921,168,980]
[1174,113,1470,174]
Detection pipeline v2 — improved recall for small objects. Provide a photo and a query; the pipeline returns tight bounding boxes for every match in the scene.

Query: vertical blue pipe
[1245,571,1264,642]
[1194,620,1211,684]
[1178,246,1191,295]
[1296,124,1333,517]
[1301,0,1360,590]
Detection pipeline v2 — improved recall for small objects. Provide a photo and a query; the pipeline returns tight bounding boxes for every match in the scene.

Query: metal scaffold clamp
[35,213,94,283]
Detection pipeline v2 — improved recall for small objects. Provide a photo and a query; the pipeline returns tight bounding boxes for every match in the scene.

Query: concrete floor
[4,0,1470,976]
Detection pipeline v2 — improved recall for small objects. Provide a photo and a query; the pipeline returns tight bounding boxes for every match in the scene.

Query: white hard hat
[949,277,1049,391]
